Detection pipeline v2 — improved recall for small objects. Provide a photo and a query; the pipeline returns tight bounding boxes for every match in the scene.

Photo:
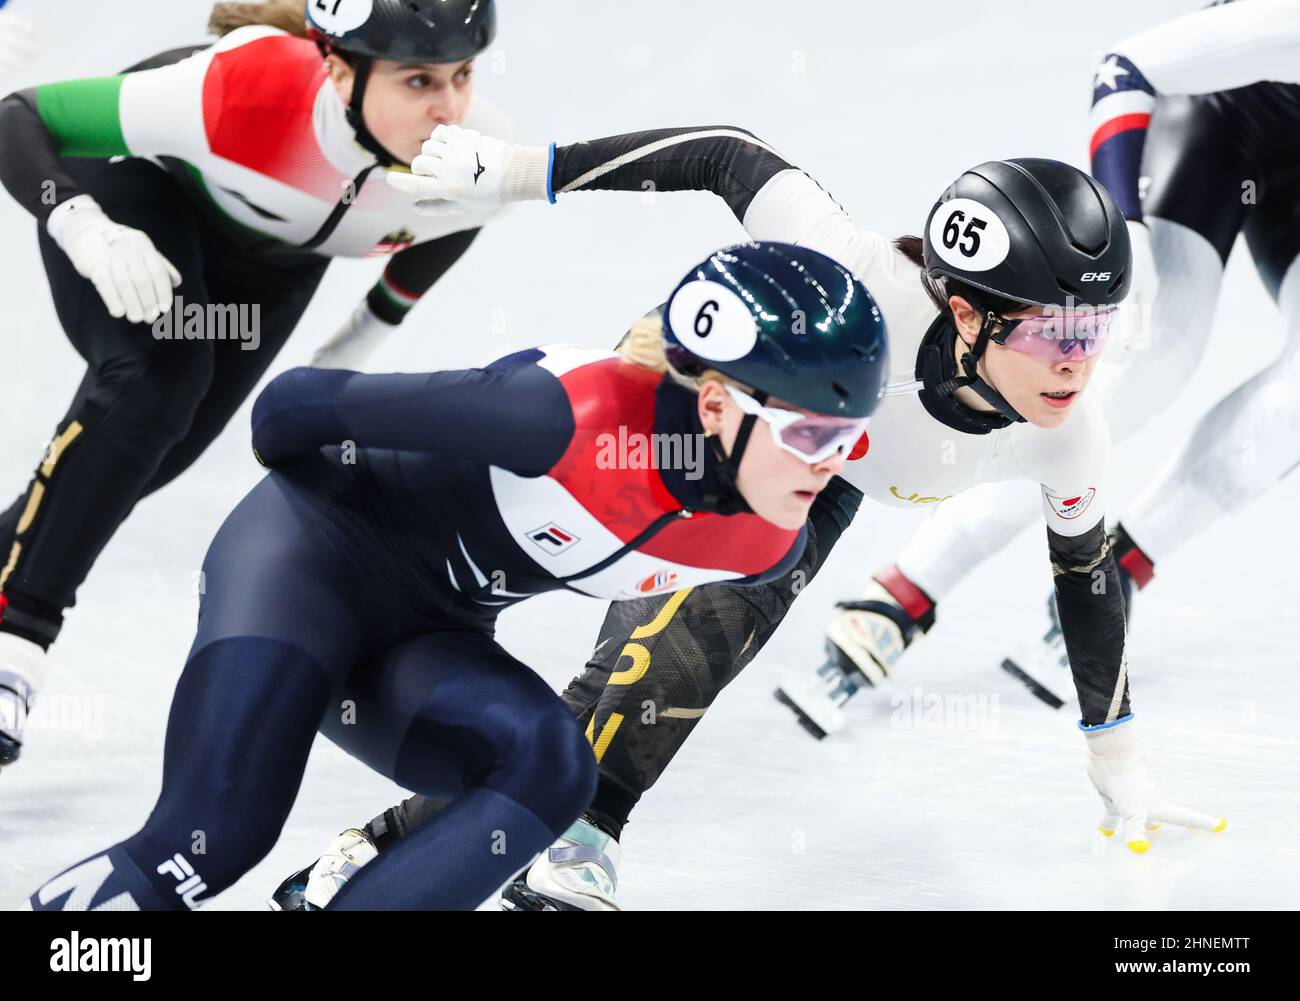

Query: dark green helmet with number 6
[922,158,1131,311]
[662,241,890,419]
[305,0,496,165]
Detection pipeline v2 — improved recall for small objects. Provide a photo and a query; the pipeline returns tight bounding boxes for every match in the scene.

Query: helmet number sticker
[929,198,1011,273]
[694,300,719,337]
[668,280,757,362]
[310,0,373,34]
[943,211,985,256]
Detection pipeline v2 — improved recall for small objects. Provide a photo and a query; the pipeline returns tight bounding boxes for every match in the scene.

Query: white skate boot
[500,816,622,912]
[0,632,47,769]
[268,828,378,911]
[775,569,934,740]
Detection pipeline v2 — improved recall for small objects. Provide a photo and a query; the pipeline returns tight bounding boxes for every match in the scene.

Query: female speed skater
[273,124,1224,912]
[27,238,891,911]
[0,0,506,770]
[775,0,1300,721]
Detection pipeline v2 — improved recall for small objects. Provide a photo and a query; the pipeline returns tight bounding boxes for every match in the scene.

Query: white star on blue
[1093,55,1129,91]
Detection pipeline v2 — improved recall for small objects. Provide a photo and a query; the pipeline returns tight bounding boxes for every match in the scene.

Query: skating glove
[47,195,182,325]
[387,124,550,216]
[1083,720,1225,853]
[0,10,37,81]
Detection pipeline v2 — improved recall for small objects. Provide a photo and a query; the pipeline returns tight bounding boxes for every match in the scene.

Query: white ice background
[0,1,1294,910]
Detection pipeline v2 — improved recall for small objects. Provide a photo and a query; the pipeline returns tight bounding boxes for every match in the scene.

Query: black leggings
[0,158,327,644]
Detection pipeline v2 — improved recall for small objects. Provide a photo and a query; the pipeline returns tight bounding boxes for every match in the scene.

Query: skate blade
[499,880,584,912]
[1000,657,1066,710]
[773,687,830,740]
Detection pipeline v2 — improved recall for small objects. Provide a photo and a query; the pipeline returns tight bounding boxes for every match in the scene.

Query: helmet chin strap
[700,390,767,516]
[952,311,1026,424]
[341,55,406,168]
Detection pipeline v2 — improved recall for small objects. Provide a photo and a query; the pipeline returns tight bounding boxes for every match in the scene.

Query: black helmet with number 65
[917,158,1131,427]
[922,158,1131,311]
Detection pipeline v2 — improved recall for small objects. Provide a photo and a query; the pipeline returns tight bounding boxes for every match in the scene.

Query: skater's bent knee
[471,700,596,832]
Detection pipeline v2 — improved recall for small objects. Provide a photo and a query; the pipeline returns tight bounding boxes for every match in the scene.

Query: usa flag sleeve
[1091,0,1300,222]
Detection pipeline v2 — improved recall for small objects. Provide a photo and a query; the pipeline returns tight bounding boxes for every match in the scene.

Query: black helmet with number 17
[305,0,497,166]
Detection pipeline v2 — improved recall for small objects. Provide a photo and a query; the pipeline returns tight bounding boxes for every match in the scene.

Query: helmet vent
[832,381,850,398]
[1056,278,1084,301]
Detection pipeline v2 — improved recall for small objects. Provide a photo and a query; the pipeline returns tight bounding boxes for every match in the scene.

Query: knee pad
[392,672,598,835]
[504,704,598,831]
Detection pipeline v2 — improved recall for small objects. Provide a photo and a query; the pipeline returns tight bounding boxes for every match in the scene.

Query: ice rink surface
[1,1,1296,910]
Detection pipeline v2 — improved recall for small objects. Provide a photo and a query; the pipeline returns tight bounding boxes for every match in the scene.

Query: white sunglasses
[724,384,869,465]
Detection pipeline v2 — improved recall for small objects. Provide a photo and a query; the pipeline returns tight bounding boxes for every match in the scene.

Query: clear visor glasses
[993,305,1120,360]
[724,384,870,465]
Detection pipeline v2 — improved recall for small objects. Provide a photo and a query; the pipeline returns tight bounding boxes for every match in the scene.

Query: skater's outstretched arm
[1023,403,1224,851]
[250,358,574,473]
[1046,522,1129,728]
[386,123,914,288]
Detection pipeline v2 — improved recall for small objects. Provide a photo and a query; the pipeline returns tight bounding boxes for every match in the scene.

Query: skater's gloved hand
[386,124,551,217]
[1083,721,1225,853]
[0,10,38,81]
[47,195,182,325]
[311,301,394,370]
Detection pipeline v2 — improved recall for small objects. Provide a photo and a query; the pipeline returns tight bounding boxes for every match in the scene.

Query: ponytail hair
[894,233,1027,316]
[208,1,309,38]
[616,312,752,395]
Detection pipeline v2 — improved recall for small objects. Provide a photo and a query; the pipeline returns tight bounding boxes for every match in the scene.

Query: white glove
[386,124,550,217]
[1084,722,1225,853]
[310,300,396,370]
[47,195,182,325]
[0,11,38,81]
[1114,219,1159,357]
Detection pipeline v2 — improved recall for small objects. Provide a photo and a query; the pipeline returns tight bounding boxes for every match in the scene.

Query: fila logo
[636,569,678,594]
[1080,271,1111,281]
[157,853,207,909]
[528,523,580,555]
[1045,487,1096,520]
